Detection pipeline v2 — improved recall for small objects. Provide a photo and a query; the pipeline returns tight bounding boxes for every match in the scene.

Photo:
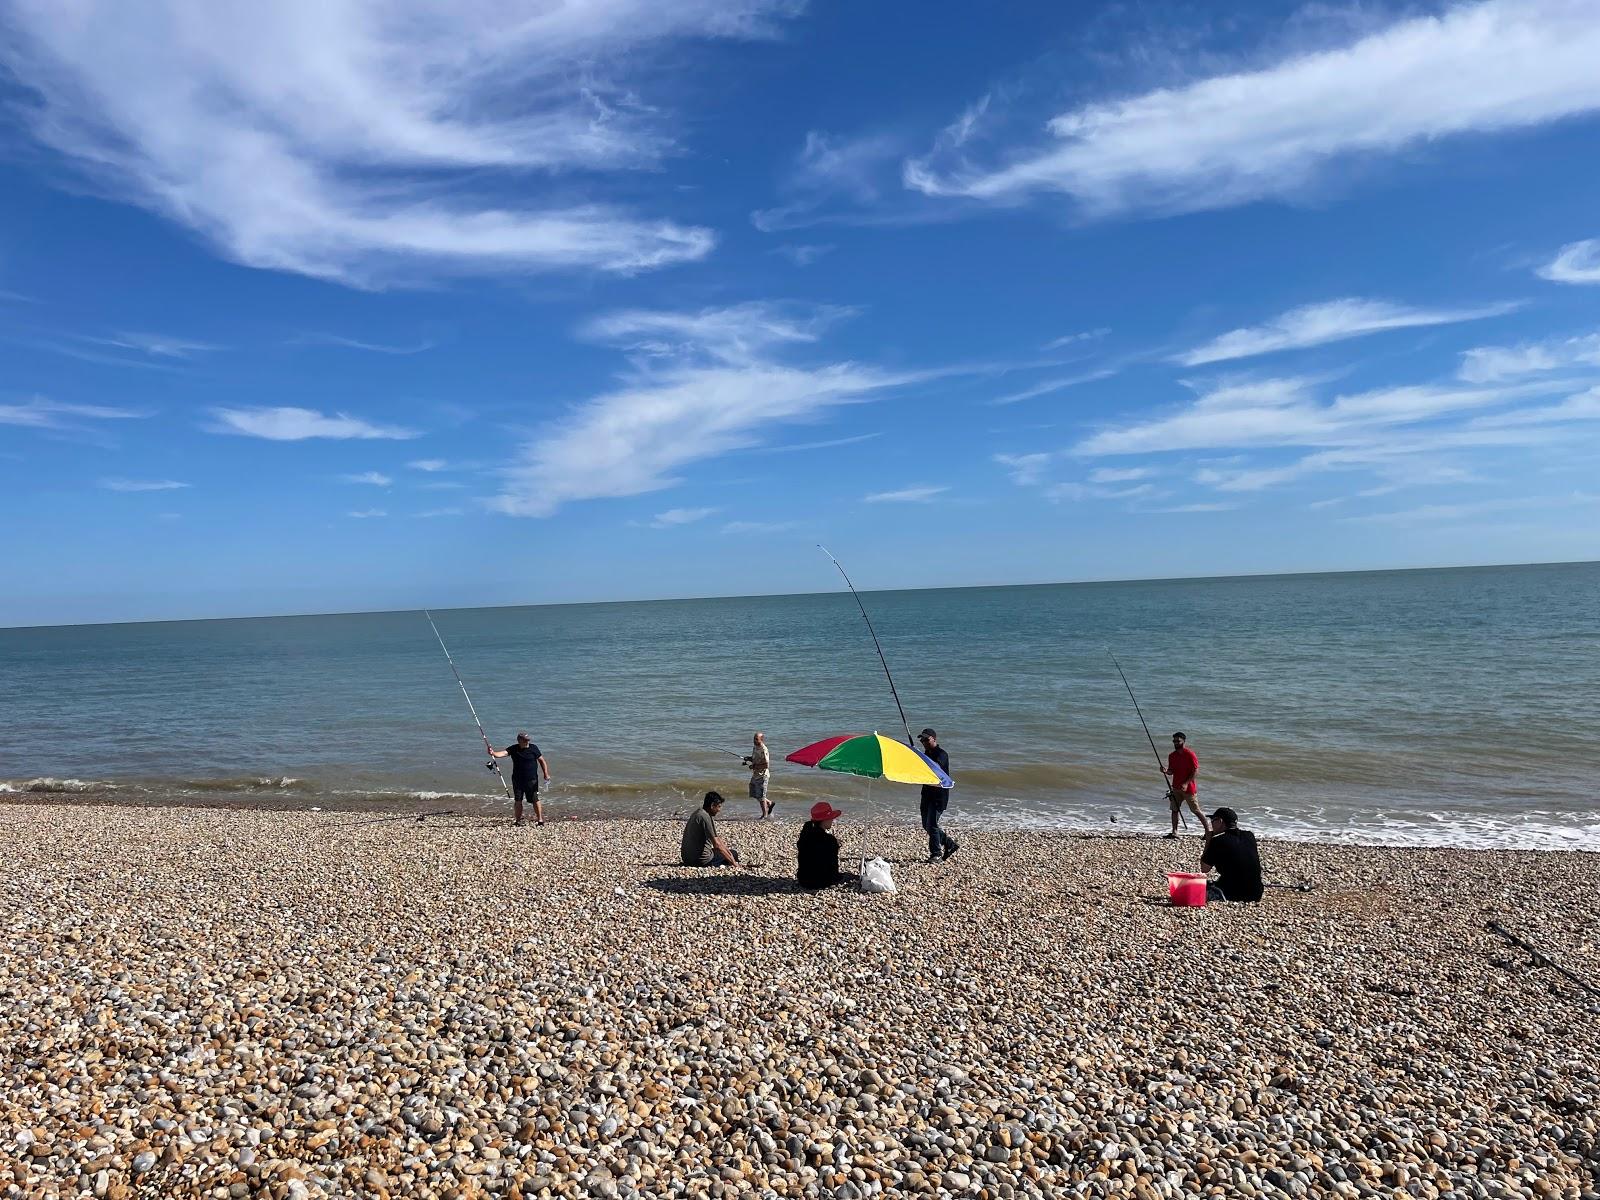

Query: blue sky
[2,0,1599,625]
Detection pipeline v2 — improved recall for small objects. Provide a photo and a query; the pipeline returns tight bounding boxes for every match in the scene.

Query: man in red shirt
[1164,731,1203,839]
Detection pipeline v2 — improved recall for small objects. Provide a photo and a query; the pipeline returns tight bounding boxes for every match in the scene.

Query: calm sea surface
[3,563,1597,849]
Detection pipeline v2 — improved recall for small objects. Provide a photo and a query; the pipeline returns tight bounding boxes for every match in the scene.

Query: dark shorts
[513,779,540,803]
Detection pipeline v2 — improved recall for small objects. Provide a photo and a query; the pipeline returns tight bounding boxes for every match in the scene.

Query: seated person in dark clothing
[682,791,743,868]
[797,801,851,889]
[1200,807,1264,902]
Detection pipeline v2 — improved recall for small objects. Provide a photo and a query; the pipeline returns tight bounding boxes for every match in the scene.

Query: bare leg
[514,792,524,826]
[534,797,545,826]
[1185,796,1204,830]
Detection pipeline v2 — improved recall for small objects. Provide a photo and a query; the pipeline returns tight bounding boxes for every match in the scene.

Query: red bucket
[1166,872,1208,907]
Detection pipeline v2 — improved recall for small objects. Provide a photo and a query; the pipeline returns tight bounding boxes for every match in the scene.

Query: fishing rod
[1108,650,1187,830]
[702,745,747,760]
[819,546,915,748]
[1486,921,1599,997]
[424,609,511,800]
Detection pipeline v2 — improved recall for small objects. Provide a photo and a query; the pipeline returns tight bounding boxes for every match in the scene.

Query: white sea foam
[0,777,117,794]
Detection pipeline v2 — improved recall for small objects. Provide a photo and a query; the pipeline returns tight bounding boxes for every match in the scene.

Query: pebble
[2,805,1597,1200]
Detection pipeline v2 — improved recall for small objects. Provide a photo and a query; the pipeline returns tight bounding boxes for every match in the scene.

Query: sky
[2,0,1599,626]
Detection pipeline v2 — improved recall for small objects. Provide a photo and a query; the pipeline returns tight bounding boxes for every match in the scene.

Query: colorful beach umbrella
[786,733,953,789]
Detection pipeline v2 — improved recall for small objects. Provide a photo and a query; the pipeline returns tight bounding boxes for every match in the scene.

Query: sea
[2,562,1597,850]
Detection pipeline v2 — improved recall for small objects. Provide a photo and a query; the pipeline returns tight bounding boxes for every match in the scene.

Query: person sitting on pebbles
[797,801,852,889]
[681,791,745,869]
[1200,806,1263,902]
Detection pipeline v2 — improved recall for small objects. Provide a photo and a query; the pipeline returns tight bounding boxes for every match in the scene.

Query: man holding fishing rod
[489,733,550,826]
[1164,732,1204,840]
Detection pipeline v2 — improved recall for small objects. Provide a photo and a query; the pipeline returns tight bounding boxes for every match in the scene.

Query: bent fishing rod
[819,546,915,748]
[1109,650,1187,830]
[424,610,511,800]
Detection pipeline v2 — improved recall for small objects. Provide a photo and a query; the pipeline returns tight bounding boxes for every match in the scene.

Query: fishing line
[424,609,511,800]
[819,546,915,748]
[1109,650,1189,830]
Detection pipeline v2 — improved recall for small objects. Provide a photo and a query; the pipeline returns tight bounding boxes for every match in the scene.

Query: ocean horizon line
[4,555,1597,633]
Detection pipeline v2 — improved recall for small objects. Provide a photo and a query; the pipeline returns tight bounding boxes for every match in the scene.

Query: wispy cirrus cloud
[1177,298,1517,367]
[990,368,1117,406]
[2,0,802,286]
[491,303,917,517]
[407,459,449,472]
[90,332,220,359]
[99,477,190,492]
[864,485,946,503]
[993,453,1052,486]
[294,333,437,355]
[1536,238,1600,285]
[1459,330,1600,383]
[341,471,393,486]
[0,397,144,428]
[346,508,387,519]
[1075,375,1571,458]
[752,131,906,232]
[906,1,1600,218]
[209,406,419,440]
[648,506,718,528]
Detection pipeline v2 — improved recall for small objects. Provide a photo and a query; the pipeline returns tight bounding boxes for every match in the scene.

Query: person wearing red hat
[797,801,850,889]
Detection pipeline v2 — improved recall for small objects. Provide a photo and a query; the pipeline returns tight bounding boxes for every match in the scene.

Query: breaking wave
[0,777,117,794]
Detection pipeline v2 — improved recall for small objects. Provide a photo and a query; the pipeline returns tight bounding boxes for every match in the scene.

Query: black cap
[918,727,937,739]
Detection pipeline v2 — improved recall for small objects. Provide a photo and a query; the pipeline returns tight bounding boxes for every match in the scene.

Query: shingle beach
[3,802,1597,1200]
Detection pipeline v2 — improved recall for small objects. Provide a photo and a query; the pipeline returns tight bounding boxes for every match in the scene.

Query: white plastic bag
[859,856,896,894]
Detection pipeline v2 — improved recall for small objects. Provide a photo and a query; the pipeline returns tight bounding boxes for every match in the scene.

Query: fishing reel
[485,760,499,772]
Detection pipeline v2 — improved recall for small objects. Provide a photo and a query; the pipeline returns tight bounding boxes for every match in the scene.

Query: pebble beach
[3,802,1598,1200]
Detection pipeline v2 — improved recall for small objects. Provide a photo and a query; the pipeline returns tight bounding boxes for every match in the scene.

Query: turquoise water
[2,562,1597,849]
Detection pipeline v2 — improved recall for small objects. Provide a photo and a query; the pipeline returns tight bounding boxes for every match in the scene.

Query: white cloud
[1044,328,1109,351]
[864,485,947,503]
[417,507,464,518]
[1351,492,1598,524]
[341,471,393,486]
[753,131,905,232]
[1468,385,1600,428]
[994,452,1052,486]
[209,406,419,440]
[774,244,835,266]
[581,301,853,364]
[94,332,219,358]
[492,304,914,517]
[991,369,1116,406]
[99,477,189,492]
[906,1,1600,217]
[296,333,436,354]
[1178,298,1516,366]
[1088,466,1152,484]
[407,459,448,472]
[648,506,718,528]
[347,509,387,518]
[2,1,802,285]
[1072,376,1563,457]
[1458,331,1600,382]
[1537,238,1600,284]
[752,432,880,454]
[0,398,145,427]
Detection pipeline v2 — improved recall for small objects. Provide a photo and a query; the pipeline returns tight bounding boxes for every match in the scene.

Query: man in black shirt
[1200,807,1263,902]
[917,728,958,863]
[489,732,550,826]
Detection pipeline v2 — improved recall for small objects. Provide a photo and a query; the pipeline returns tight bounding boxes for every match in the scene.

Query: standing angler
[917,728,959,863]
[745,731,773,819]
[490,732,550,827]
[1164,731,1203,839]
